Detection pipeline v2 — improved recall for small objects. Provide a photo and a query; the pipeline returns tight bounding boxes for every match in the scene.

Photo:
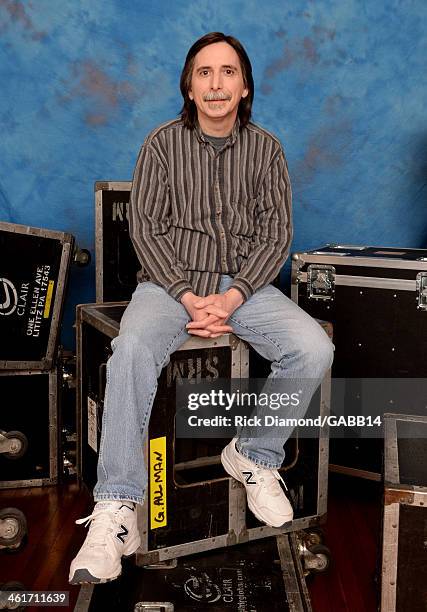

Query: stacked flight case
[381,413,427,612]
[0,221,75,488]
[74,533,312,612]
[76,303,331,565]
[291,244,427,479]
[84,181,333,608]
[95,181,135,302]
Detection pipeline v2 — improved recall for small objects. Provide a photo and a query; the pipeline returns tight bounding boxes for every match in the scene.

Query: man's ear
[242,88,249,99]
[188,90,194,101]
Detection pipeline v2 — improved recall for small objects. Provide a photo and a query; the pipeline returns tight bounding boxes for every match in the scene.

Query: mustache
[203,92,232,101]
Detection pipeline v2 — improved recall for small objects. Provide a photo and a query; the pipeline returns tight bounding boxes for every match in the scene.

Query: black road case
[76,303,331,564]
[0,369,60,487]
[95,182,136,303]
[0,222,74,370]
[291,244,427,479]
[381,413,427,612]
[74,533,312,612]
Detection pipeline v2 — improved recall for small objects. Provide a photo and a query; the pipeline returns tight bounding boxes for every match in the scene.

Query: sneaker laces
[253,466,289,497]
[75,505,128,547]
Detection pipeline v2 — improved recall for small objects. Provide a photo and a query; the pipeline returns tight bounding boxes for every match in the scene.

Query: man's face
[188,41,249,125]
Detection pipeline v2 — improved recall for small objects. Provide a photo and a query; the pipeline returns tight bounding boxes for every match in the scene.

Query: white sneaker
[69,501,140,584]
[221,438,294,528]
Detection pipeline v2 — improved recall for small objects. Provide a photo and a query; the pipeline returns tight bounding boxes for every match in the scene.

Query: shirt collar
[194,115,241,147]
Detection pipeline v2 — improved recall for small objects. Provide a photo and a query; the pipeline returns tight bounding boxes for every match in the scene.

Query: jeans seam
[231,316,288,467]
[160,326,189,366]
[229,314,286,357]
[97,359,111,483]
[139,325,189,435]
[235,443,282,469]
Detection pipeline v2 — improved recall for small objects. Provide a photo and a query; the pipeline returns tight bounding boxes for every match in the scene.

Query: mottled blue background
[1,0,426,348]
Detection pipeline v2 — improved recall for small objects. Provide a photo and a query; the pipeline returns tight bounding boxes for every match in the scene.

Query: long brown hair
[179,32,254,129]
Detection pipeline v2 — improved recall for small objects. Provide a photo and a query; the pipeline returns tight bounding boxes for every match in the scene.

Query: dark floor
[0,472,382,612]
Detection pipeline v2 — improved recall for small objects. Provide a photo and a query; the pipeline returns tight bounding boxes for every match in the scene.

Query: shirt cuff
[229,277,254,302]
[168,278,194,302]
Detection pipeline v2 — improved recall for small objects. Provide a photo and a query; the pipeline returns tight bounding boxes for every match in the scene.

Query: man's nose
[211,70,223,90]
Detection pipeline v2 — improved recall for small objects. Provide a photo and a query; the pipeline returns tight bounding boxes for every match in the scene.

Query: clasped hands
[181,288,244,338]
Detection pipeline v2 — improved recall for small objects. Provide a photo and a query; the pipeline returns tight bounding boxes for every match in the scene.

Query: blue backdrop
[1,0,426,348]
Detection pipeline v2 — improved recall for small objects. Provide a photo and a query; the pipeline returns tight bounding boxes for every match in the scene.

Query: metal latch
[134,604,174,612]
[416,272,427,310]
[307,265,335,300]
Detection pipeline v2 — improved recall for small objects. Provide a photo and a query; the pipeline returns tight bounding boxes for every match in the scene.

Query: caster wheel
[1,431,28,460]
[0,508,28,552]
[304,527,324,546]
[305,544,331,574]
[0,581,27,610]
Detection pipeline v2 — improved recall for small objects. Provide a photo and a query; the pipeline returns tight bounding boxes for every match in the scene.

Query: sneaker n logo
[242,471,256,485]
[119,504,134,511]
[116,524,128,544]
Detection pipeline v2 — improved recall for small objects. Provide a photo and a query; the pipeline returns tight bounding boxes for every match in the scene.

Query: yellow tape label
[149,436,167,529]
[43,280,54,318]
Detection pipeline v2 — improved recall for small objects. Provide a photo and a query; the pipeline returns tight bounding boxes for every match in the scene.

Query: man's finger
[186,315,218,329]
[202,305,229,318]
[187,328,213,337]
[205,324,233,333]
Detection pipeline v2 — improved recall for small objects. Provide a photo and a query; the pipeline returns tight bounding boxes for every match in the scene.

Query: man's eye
[225,69,234,75]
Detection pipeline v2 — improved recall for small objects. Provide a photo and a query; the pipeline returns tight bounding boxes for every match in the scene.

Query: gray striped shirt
[129,116,293,302]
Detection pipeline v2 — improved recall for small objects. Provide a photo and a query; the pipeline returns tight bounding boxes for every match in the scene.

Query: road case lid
[75,534,310,612]
[76,301,243,351]
[76,302,128,338]
[296,244,427,261]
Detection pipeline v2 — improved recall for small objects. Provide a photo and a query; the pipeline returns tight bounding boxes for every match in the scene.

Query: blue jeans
[93,275,334,504]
